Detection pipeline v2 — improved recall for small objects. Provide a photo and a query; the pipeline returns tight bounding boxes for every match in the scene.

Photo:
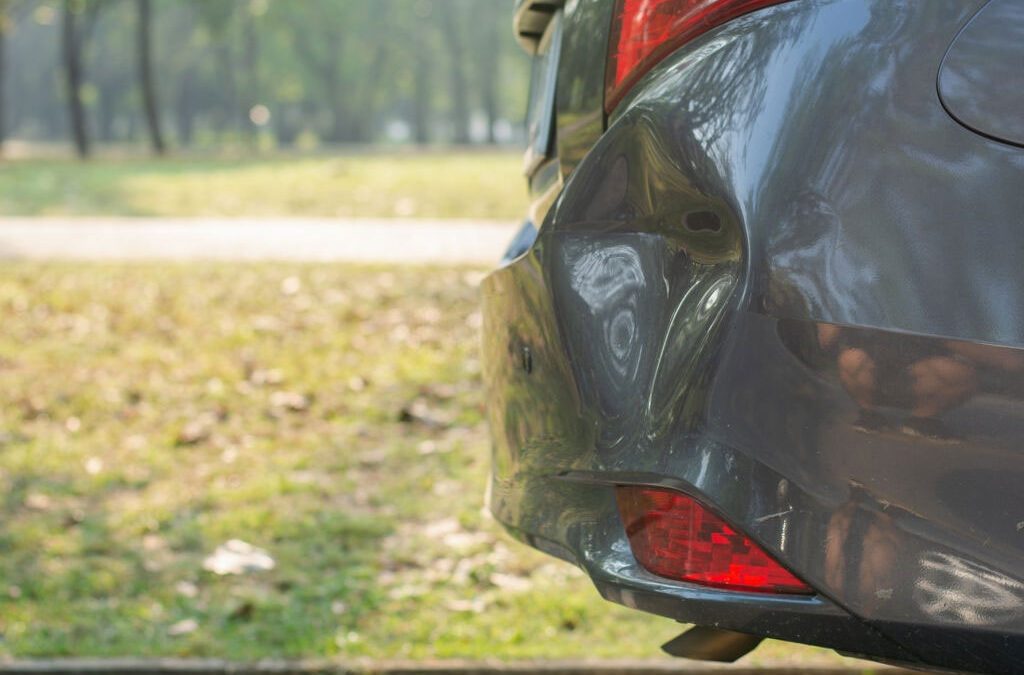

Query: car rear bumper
[484,0,1024,671]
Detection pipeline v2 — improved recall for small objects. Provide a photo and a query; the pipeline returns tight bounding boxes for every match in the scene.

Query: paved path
[0,218,519,264]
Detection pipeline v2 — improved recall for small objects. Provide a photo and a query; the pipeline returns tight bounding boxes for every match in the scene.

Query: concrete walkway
[0,218,519,264]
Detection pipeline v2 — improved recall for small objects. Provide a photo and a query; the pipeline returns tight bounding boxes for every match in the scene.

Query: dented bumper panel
[483,0,1024,671]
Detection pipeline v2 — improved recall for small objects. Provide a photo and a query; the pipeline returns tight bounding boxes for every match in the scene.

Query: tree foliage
[0,0,529,155]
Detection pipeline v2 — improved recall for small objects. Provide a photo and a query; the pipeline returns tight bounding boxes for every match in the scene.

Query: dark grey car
[482,0,1024,672]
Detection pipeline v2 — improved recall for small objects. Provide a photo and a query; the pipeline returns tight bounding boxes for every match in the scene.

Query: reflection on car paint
[824,480,1024,627]
[915,551,1024,626]
[558,236,653,450]
[781,319,1024,443]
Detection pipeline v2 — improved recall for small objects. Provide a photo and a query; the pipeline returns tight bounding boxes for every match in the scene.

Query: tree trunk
[478,17,499,145]
[244,10,259,146]
[272,103,298,146]
[329,85,348,142]
[94,22,117,143]
[97,82,115,142]
[62,0,90,158]
[137,0,165,154]
[0,22,6,149]
[326,39,346,143]
[480,56,498,144]
[441,10,470,145]
[412,47,430,145]
[175,66,196,147]
[215,43,236,136]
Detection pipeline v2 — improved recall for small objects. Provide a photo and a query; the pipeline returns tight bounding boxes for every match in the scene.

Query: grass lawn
[0,152,525,220]
[0,263,858,667]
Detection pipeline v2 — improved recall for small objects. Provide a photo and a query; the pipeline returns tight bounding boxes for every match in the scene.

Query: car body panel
[485,0,1024,671]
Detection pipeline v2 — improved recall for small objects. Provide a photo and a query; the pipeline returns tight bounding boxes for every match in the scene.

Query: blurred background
[2,0,527,155]
[0,0,527,220]
[0,0,857,668]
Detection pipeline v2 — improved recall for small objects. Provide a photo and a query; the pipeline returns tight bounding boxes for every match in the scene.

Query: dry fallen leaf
[445,598,487,613]
[175,581,199,598]
[270,391,309,411]
[168,618,199,636]
[490,572,532,592]
[397,398,447,427]
[25,493,52,511]
[228,600,255,621]
[202,539,275,575]
[177,413,217,445]
[249,368,284,385]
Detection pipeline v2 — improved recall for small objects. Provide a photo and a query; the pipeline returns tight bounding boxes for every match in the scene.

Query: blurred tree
[469,2,505,144]
[439,0,469,144]
[243,0,259,144]
[170,9,198,146]
[136,0,164,153]
[0,0,31,146]
[2,0,528,153]
[93,9,131,142]
[62,0,105,157]
[412,18,432,144]
[188,0,241,136]
[274,0,393,143]
[0,1,10,145]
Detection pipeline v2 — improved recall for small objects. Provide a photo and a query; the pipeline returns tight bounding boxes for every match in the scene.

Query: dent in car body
[485,0,1024,671]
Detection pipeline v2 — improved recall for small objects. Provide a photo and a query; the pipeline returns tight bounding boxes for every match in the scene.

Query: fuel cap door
[938,0,1024,147]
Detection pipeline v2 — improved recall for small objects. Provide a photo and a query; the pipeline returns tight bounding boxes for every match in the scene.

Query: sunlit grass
[0,152,525,220]
[0,263,859,666]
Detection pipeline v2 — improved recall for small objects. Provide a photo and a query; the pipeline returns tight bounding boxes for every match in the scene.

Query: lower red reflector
[616,486,813,594]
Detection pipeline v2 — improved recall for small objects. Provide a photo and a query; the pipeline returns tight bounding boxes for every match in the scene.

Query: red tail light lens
[605,0,788,113]
[616,486,813,594]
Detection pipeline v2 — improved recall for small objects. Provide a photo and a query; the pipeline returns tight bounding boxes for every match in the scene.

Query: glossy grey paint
[939,0,1024,148]
[553,0,612,180]
[484,0,1024,672]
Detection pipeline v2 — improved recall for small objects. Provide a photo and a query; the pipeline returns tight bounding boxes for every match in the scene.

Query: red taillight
[605,0,788,113]
[616,486,813,594]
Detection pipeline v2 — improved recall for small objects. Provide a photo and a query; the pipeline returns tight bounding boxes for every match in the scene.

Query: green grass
[0,153,525,220]
[0,263,860,666]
